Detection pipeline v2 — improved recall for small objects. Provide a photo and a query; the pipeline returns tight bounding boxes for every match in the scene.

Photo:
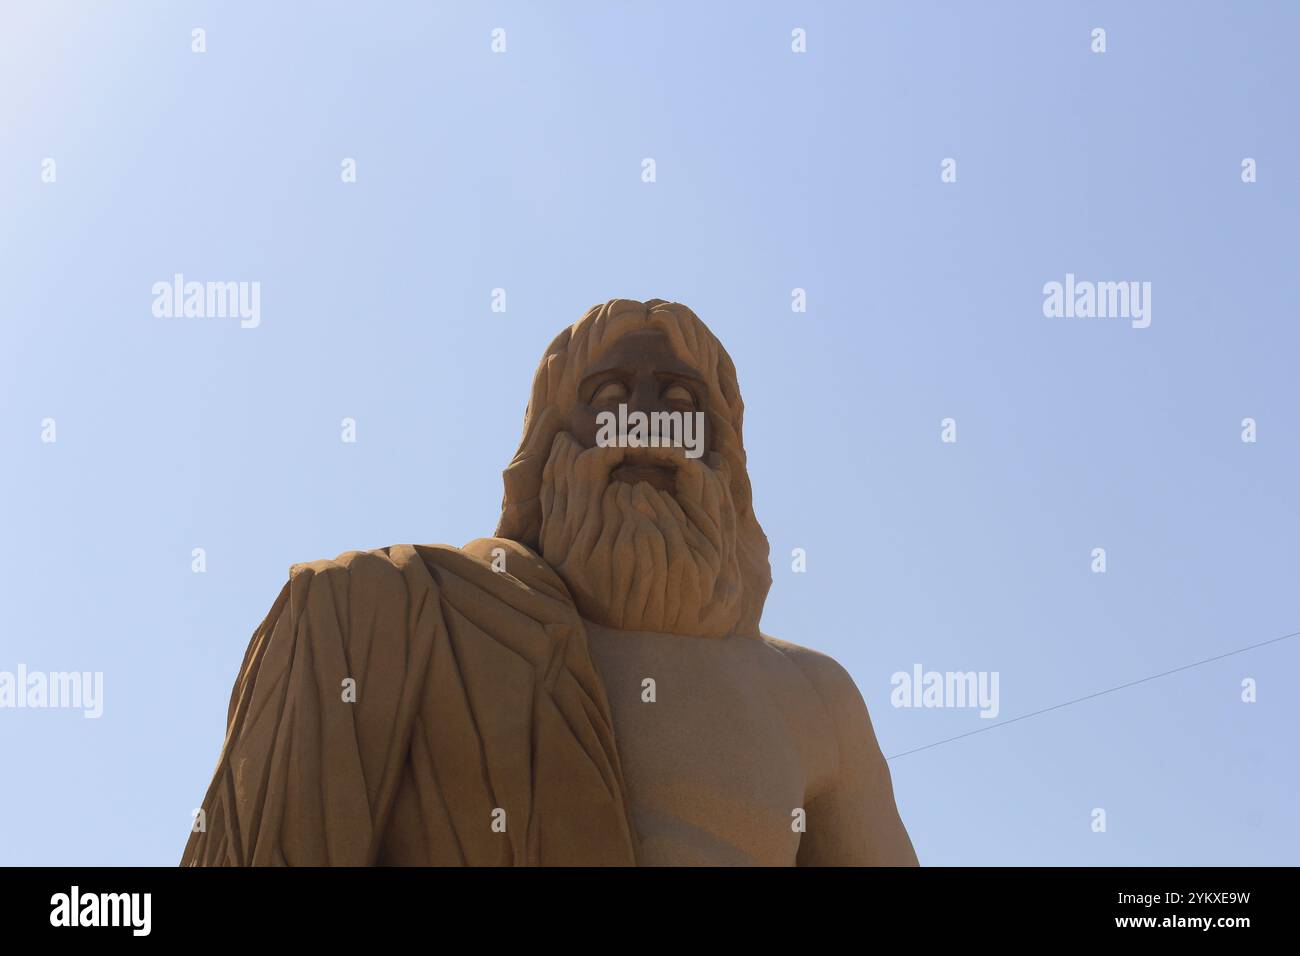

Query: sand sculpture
[182,299,917,866]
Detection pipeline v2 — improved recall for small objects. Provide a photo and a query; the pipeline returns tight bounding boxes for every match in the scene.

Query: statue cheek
[568,406,599,449]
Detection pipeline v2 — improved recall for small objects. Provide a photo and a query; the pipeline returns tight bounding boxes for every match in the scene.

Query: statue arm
[795,654,919,866]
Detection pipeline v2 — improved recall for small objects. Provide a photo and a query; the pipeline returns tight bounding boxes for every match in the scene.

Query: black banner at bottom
[0,866,1280,941]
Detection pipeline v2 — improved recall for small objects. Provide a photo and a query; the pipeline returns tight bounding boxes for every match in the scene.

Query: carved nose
[626,383,668,415]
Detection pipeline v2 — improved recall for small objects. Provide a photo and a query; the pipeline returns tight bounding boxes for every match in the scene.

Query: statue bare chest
[583,624,835,866]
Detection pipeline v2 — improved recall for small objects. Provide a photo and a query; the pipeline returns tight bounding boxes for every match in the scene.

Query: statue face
[566,328,715,493]
[538,325,744,636]
[496,299,772,636]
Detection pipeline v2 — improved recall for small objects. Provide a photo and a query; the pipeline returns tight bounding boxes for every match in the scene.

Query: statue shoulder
[759,634,866,709]
[283,539,571,603]
[459,537,573,602]
[288,543,422,579]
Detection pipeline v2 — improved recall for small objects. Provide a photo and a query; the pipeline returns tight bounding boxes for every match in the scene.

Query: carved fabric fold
[181,540,637,866]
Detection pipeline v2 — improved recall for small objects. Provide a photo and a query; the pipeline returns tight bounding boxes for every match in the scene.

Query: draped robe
[181,538,638,866]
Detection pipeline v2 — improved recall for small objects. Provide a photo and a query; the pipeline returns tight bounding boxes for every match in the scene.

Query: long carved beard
[538,431,744,637]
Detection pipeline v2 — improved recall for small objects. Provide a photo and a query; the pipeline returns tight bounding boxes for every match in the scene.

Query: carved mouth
[610,452,677,493]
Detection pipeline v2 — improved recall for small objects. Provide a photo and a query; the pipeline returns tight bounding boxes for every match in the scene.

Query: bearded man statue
[182,299,918,867]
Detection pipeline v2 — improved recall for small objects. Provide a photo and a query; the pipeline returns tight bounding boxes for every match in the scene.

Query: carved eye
[663,383,696,407]
[591,380,628,404]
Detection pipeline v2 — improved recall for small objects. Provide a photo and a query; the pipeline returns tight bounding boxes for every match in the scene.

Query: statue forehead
[577,327,704,381]
[531,300,729,417]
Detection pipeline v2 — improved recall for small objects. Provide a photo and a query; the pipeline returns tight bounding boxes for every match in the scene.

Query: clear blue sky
[1,1,1296,865]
